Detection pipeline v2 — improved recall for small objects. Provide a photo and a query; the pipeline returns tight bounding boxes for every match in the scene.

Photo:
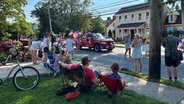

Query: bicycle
[0,45,40,91]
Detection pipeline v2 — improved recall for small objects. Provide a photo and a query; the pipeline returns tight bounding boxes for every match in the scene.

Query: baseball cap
[168,31,173,34]
[81,56,90,65]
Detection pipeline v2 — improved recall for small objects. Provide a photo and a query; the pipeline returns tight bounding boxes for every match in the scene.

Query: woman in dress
[131,33,143,72]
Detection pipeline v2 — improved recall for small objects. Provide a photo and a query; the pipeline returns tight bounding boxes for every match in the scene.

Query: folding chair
[99,75,125,97]
[42,51,60,77]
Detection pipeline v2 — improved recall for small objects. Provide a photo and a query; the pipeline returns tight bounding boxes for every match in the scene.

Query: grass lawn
[0,74,168,104]
[120,70,184,90]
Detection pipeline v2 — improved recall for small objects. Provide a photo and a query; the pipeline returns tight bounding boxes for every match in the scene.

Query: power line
[89,0,131,9]
[89,0,139,11]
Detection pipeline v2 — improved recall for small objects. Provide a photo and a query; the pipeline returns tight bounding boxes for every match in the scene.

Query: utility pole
[182,0,184,29]
[48,7,52,32]
[149,0,162,80]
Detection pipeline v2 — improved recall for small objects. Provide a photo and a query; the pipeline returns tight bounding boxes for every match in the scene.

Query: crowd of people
[27,29,183,99]
[122,30,183,81]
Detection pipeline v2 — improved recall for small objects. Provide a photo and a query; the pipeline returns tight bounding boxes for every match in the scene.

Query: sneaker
[66,91,81,100]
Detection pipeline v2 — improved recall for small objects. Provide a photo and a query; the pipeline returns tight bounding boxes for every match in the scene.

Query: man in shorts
[163,31,180,81]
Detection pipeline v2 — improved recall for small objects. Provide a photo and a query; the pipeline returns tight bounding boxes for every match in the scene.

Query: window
[170,15,173,21]
[124,15,127,22]
[131,14,134,21]
[113,23,115,27]
[119,29,121,33]
[119,16,121,20]
[138,13,142,21]
[146,12,149,20]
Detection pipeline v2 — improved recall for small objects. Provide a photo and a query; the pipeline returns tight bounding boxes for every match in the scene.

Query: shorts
[59,65,84,78]
[43,47,49,53]
[165,56,180,67]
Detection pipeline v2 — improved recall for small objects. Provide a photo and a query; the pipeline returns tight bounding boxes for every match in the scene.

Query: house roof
[115,3,150,14]
[104,19,114,27]
[117,22,145,28]
[164,10,182,25]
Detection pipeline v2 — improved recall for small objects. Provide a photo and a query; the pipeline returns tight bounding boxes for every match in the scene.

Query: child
[109,63,126,87]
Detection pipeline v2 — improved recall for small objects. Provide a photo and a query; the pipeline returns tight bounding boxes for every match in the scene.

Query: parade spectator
[131,33,143,72]
[43,32,50,61]
[53,50,66,67]
[59,55,101,85]
[66,35,75,58]
[124,30,131,58]
[50,31,56,48]
[30,37,42,65]
[162,31,180,81]
[108,63,126,87]
[178,35,183,51]
[76,34,81,51]
[145,36,150,55]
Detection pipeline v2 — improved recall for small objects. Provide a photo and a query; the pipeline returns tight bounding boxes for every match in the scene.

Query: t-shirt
[108,73,121,79]
[51,34,56,43]
[71,64,96,85]
[30,41,42,50]
[66,38,75,51]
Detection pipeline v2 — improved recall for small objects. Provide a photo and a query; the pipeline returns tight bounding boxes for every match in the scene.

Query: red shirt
[71,64,96,85]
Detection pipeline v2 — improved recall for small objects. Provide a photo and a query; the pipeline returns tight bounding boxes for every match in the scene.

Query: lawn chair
[99,75,125,98]
[42,51,60,77]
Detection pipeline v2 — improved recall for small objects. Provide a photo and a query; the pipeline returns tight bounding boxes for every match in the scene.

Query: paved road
[74,47,184,81]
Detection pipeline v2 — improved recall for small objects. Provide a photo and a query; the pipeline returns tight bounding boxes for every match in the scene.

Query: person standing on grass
[162,31,180,81]
[131,33,143,72]
[43,32,50,62]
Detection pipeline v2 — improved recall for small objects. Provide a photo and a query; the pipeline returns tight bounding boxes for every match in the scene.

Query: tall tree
[31,0,93,34]
[0,0,27,41]
[149,0,162,80]
[91,16,105,33]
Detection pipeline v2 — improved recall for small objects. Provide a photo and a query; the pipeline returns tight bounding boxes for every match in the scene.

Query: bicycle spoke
[13,66,40,91]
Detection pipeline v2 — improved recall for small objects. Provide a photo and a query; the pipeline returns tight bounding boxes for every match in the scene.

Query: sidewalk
[0,61,184,104]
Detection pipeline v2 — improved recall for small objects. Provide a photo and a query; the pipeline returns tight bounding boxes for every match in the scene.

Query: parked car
[79,33,116,52]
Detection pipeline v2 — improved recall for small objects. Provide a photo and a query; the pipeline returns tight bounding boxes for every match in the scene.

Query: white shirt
[30,41,42,50]
[66,38,75,51]
[43,37,50,47]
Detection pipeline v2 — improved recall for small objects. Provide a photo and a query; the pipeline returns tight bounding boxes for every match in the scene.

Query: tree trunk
[182,0,184,29]
[149,0,161,80]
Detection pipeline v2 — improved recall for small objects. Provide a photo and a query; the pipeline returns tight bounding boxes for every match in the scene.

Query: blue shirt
[108,73,121,79]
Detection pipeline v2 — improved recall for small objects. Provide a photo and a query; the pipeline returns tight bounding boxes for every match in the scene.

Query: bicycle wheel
[13,66,40,91]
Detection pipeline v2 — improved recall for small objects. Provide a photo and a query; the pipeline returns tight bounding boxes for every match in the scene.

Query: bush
[0,52,6,63]
[0,42,10,52]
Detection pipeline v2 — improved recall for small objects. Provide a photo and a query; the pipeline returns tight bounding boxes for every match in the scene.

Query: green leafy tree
[91,16,105,33]
[31,0,93,35]
[0,0,27,41]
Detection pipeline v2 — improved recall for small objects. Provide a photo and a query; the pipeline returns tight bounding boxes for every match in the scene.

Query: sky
[23,0,146,23]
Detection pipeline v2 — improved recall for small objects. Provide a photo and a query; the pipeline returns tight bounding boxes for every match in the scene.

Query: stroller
[42,51,60,77]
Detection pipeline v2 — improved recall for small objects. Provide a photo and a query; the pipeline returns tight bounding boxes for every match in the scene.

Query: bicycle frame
[0,60,23,82]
